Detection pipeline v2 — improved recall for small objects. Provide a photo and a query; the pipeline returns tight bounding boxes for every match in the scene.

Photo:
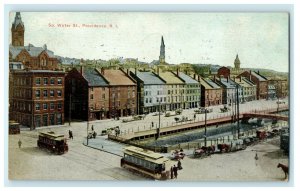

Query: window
[57,78,62,85]
[43,103,48,110]
[149,98,152,103]
[43,78,48,85]
[58,103,62,110]
[90,94,93,100]
[91,87,94,92]
[145,98,148,103]
[50,103,54,110]
[50,78,55,85]
[36,78,41,85]
[43,90,48,97]
[102,94,105,99]
[50,90,54,97]
[35,90,40,98]
[57,90,62,97]
[35,103,40,111]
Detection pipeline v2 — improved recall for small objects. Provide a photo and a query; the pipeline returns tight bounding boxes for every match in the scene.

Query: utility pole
[156,100,161,140]
[69,94,71,126]
[204,108,207,147]
[236,85,240,139]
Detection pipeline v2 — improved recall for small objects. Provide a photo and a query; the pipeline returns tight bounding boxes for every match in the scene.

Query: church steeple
[159,36,165,64]
[234,54,240,70]
[11,12,25,46]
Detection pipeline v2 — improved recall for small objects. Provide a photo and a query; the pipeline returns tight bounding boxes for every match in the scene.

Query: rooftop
[9,44,55,59]
[158,71,184,84]
[178,72,199,84]
[134,71,165,85]
[82,69,109,87]
[99,69,136,86]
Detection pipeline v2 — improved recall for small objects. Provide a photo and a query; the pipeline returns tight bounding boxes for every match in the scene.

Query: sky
[9,12,289,72]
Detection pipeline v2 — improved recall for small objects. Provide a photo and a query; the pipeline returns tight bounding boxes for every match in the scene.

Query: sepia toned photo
[8,12,289,181]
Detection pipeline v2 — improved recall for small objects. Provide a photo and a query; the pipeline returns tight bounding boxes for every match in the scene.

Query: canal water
[140,118,288,147]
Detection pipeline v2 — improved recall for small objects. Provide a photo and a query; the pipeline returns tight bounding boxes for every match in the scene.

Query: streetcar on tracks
[121,146,172,180]
[9,121,20,134]
[37,131,68,155]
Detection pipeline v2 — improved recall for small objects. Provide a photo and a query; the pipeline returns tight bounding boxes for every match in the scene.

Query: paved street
[8,98,289,181]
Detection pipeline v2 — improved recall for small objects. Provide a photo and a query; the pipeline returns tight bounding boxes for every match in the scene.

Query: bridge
[242,113,288,121]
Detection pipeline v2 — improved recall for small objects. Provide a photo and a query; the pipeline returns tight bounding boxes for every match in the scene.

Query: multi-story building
[237,70,268,100]
[98,69,137,118]
[233,77,257,102]
[10,70,65,128]
[268,79,289,98]
[156,70,185,111]
[175,71,200,109]
[215,76,238,105]
[65,67,110,121]
[200,77,222,107]
[130,70,167,114]
[9,12,65,129]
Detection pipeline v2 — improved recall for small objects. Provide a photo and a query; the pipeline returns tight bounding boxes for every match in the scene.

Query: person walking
[91,125,94,131]
[170,166,174,179]
[177,159,182,170]
[173,165,178,179]
[151,121,154,128]
[69,130,73,140]
[18,139,22,148]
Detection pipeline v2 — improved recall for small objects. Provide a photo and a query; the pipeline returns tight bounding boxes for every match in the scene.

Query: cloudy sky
[9,12,289,72]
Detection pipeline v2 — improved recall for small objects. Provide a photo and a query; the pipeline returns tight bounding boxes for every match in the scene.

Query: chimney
[240,77,242,82]
[193,73,196,79]
[80,66,83,74]
[257,70,260,75]
[185,70,188,75]
[198,75,201,82]
[126,69,129,75]
[101,68,104,75]
[157,67,160,76]
[213,75,216,82]
[176,68,179,76]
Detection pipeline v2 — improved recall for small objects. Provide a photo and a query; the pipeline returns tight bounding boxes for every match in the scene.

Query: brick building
[237,70,268,100]
[200,77,222,107]
[9,12,65,129]
[217,67,231,78]
[98,69,137,118]
[65,67,110,121]
[10,70,65,128]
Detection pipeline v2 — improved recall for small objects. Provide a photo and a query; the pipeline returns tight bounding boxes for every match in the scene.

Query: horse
[277,163,288,179]
[217,144,230,153]
[201,145,215,154]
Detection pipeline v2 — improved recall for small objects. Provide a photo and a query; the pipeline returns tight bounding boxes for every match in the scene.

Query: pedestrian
[170,166,174,179]
[151,121,154,127]
[173,165,178,179]
[177,160,182,170]
[91,125,94,131]
[194,113,196,120]
[68,130,72,139]
[18,139,22,148]
[70,130,73,140]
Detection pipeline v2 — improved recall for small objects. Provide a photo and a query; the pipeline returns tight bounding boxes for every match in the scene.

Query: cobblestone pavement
[8,98,289,181]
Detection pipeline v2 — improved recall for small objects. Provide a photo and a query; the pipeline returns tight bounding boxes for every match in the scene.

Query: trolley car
[121,146,172,180]
[9,121,20,134]
[37,131,68,155]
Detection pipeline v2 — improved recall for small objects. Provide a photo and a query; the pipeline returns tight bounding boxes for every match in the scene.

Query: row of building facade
[8,12,288,128]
